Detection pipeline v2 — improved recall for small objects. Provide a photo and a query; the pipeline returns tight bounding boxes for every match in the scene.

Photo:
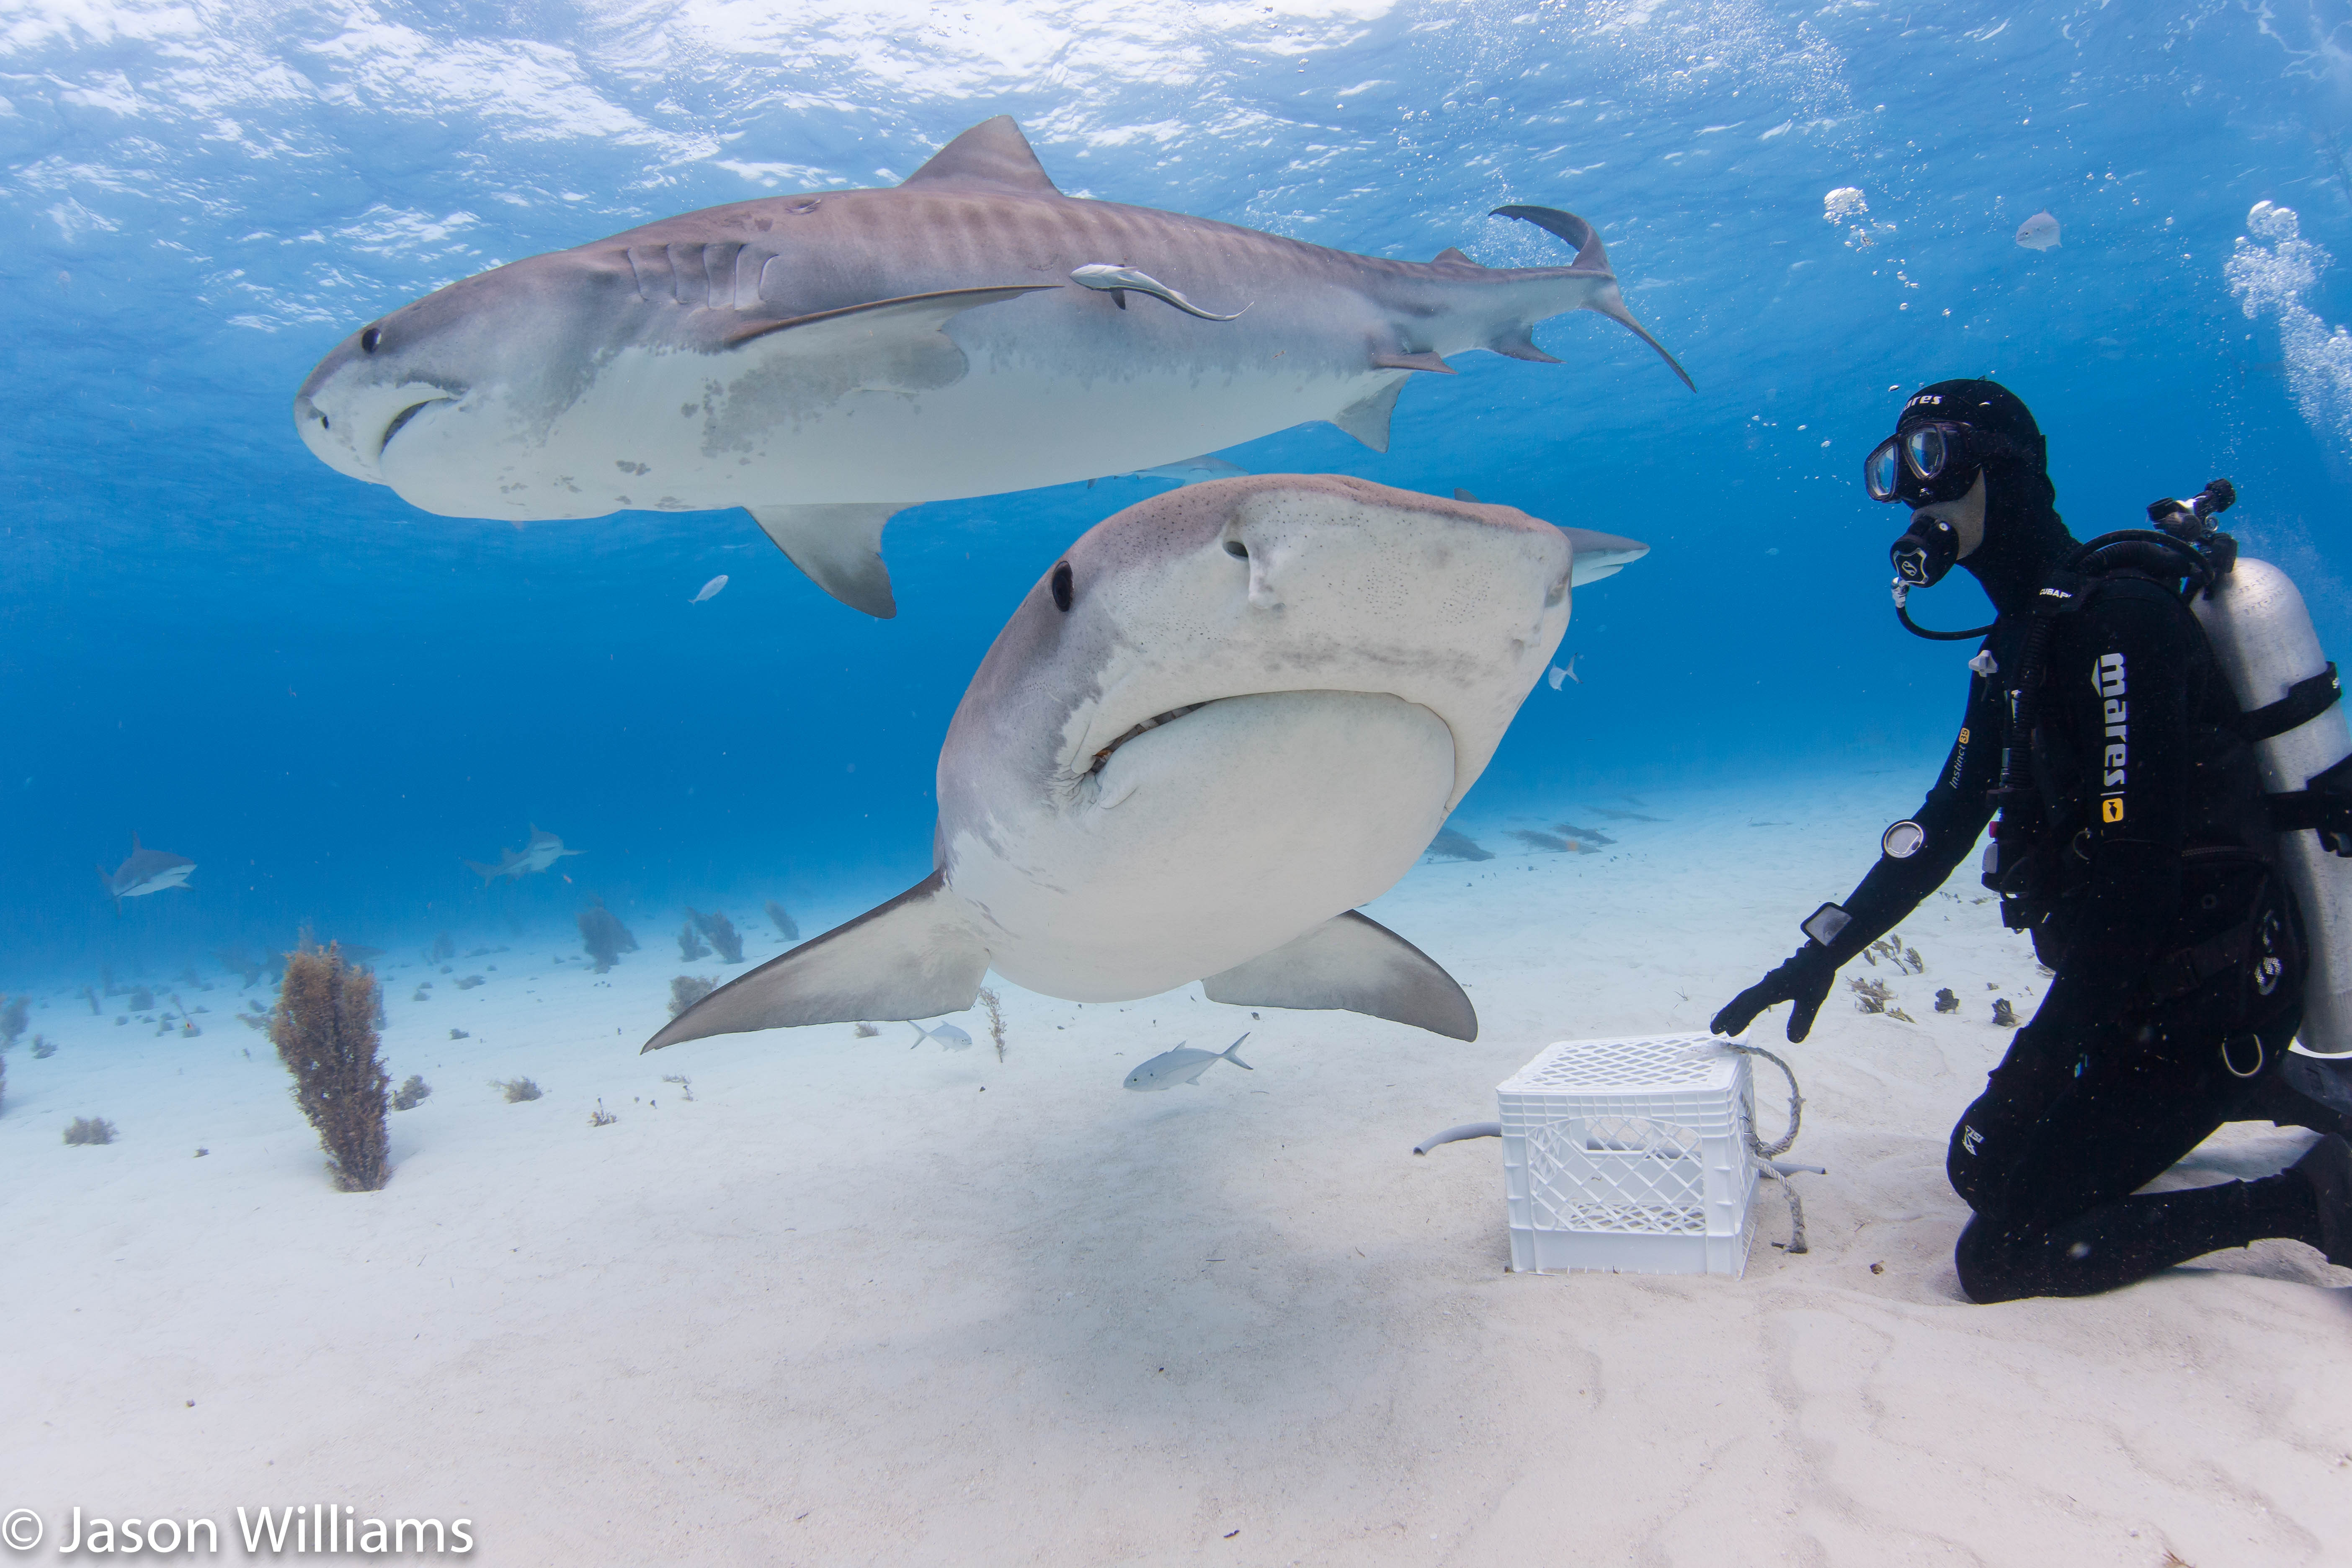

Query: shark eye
[360,326,382,353]
[1223,539,1248,559]
[1050,560,1074,612]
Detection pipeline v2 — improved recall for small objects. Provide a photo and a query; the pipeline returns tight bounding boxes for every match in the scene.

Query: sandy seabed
[4,769,2347,1567]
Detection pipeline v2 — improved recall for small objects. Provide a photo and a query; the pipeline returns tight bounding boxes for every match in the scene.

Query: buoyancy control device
[1977,480,2352,1055]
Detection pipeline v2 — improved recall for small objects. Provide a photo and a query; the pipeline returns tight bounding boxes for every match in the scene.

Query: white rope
[1720,1040,1811,1254]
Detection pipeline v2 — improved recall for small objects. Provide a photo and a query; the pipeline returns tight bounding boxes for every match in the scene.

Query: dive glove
[1711,942,1837,1042]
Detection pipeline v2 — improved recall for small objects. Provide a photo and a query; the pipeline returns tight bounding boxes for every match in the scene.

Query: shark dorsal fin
[1431,246,1477,265]
[901,117,1062,196]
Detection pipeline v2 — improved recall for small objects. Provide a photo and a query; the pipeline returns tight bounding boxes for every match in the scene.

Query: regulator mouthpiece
[1890,515,1961,588]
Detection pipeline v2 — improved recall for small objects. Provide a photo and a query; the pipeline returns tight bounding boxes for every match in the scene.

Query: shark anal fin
[1430,245,1479,266]
[1202,910,1477,1041]
[900,116,1065,195]
[748,503,913,618]
[1453,488,1482,503]
[644,871,990,1050]
[1330,377,1407,453]
[1487,326,1562,364]
[1369,348,1455,375]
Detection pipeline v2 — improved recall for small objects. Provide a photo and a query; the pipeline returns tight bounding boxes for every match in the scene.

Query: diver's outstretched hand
[1711,944,1836,1043]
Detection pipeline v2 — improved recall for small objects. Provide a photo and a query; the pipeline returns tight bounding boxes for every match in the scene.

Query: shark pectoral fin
[747,503,911,618]
[1202,910,1477,1041]
[899,116,1065,195]
[643,871,989,1050]
[1563,525,1651,586]
[1330,377,1407,452]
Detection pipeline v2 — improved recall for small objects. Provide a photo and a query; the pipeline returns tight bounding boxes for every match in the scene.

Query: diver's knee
[1953,1215,2037,1305]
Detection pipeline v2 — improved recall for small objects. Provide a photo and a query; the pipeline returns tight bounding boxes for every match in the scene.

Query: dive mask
[1863,421,2010,506]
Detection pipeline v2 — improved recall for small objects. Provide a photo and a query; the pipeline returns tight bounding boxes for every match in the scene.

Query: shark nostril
[1223,539,1248,559]
[318,415,330,430]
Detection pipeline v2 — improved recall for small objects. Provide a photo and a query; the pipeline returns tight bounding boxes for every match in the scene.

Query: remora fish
[463,824,584,885]
[644,475,1647,1053]
[98,834,195,905]
[1125,1034,1253,1091]
[294,117,1689,619]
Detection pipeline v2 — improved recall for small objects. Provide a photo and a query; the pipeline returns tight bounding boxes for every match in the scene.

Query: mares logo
[2094,650,2127,819]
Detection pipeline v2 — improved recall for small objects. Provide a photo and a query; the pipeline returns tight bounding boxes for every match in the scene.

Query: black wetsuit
[1806,542,2349,1300]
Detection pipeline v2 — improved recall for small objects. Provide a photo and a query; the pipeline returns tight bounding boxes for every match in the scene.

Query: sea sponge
[496,1076,543,1103]
[677,921,710,962]
[271,941,392,1192]
[766,900,800,941]
[689,908,744,964]
[578,897,639,974]
[669,975,717,1017]
[391,1074,432,1111]
[0,994,27,1050]
[64,1115,117,1146]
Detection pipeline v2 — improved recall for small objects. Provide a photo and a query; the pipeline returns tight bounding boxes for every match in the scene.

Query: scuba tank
[2191,546,2352,1057]
[1978,478,2352,1055]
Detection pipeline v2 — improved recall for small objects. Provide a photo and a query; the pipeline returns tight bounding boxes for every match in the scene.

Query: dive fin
[1202,910,1478,1041]
[1563,525,1650,586]
[1330,377,1408,452]
[1369,348,1456,375]
[1488,204,1695,390]
[644,871,990,1050]
[747,503,912,618]
[900,116,1065,195]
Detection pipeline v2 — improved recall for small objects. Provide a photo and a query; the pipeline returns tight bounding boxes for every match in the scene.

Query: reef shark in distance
[295,117,1689,619]
[645,475,1646,1052]
[463,825,584,885]
[98,834,195,906]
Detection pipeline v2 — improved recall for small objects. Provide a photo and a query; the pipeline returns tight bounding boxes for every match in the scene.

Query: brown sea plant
[271,939,392,1191]
[579,896,639,973]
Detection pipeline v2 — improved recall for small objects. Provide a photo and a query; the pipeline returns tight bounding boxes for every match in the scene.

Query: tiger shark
[98,834,194,906]
[463,825,584,885]
[645,475,1646,1052]
[294,117,1687,619]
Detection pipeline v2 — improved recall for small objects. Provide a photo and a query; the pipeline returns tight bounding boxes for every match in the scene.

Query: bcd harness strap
[2236,663,2340,743]
[2266,751,2352,856]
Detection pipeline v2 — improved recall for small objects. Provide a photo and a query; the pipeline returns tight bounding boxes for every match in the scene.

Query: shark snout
[293,371,459,486]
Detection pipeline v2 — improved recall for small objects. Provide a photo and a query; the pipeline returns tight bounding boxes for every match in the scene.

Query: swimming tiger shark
[294,117,1687,619]
[98,834,195,906]
[463,825,584,885]
[645,475,1646,1052]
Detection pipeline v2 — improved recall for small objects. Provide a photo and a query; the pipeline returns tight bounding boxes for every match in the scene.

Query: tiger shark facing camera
[291,116,1687,618]
[644,475,1645,1051]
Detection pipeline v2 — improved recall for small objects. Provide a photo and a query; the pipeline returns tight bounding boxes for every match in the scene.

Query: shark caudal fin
[462,859,500,885]
[1489,204,1694,391]
[1203,910,1477,1040]
[645,871,990,1050]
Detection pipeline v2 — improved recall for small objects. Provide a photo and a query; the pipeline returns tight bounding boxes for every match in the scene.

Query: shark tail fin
[1488,204,1694,391]
[1221,1033,1254,1071]
[462,859,498,885]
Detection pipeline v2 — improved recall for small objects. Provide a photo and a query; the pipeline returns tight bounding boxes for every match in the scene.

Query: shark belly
[377,343,1392,518]
[946,690,1455,1001]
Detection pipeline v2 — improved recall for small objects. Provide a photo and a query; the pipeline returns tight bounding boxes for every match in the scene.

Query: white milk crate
[1498,1033,1759,1278]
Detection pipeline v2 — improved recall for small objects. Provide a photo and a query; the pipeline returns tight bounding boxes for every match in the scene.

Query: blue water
[6,0,2352,980]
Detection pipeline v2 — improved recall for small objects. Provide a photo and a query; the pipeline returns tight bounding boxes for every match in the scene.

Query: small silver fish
[691,574,729,603]
[1070,263,1250,321]
[1123,1033,1252,1091]
[908,1020,974,1051]
[2015,211,2060,252]
[1545,654,1581,690]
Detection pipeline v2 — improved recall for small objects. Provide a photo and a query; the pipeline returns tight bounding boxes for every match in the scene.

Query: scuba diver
[1710,379,2352,1302]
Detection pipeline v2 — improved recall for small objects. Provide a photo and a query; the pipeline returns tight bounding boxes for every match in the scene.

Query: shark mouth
[378,397,444,457]
[1087,703,1207,774]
